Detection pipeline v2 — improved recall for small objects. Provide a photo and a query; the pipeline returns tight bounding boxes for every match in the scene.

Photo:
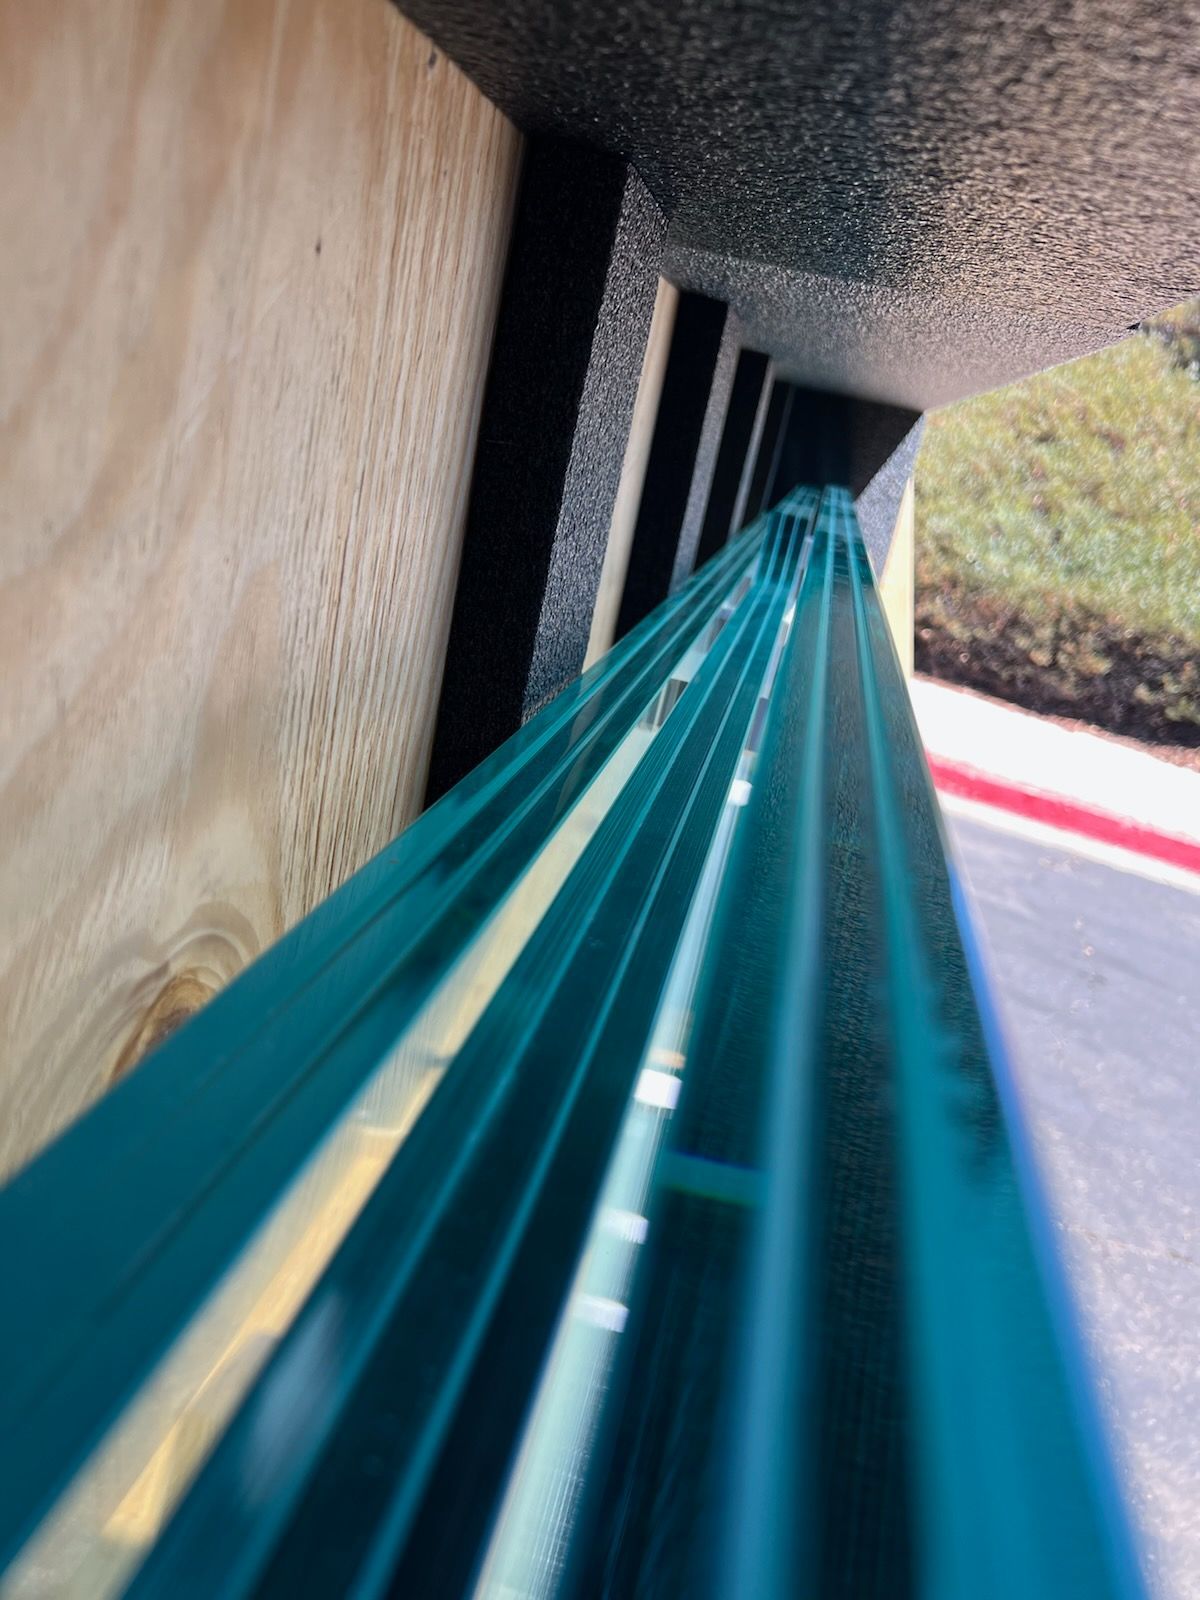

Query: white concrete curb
[910,677,1200,849]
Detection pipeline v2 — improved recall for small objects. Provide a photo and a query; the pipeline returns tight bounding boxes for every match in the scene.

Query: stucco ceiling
[401,0,1200,409]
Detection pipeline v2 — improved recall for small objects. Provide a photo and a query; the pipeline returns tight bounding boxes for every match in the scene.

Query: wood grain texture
[0,0,521,1178]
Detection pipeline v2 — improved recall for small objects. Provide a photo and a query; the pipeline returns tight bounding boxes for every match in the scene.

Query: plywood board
[0,0,521,1177]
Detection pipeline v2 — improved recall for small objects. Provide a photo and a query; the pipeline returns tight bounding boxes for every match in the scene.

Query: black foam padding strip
[425,138,664,803]
[769,386,923,572]
[615,293,740,639]
[770,387,857,495]
[695,348,770,567]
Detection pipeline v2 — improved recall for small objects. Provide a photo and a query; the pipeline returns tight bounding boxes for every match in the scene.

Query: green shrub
[916,309,1200,743]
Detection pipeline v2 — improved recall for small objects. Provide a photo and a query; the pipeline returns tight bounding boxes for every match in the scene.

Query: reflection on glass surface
[0,492,1142,1600]
[473,534,807,1600]
[2,561,760,1600]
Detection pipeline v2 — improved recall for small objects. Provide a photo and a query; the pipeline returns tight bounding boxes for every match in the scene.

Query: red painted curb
[927,756,1200,877]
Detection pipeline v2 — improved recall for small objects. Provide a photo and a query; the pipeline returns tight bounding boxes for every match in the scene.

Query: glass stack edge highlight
[0,489,1144,1600]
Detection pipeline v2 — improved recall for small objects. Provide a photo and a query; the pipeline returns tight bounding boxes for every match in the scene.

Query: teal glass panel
[0,489,1143,1600]
[559,492,1143,1600]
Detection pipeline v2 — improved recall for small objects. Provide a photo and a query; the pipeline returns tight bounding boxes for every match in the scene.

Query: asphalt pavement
[946,804,1200,1600]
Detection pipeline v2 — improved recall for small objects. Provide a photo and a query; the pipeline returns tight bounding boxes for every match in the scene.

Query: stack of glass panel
[0,489,1144,1598]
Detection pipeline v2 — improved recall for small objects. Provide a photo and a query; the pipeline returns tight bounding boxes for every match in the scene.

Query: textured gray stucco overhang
[399,0,1200,409]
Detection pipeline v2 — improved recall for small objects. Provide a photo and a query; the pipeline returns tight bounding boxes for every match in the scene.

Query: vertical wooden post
[585,279,681,668]
[878,478,916,675]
